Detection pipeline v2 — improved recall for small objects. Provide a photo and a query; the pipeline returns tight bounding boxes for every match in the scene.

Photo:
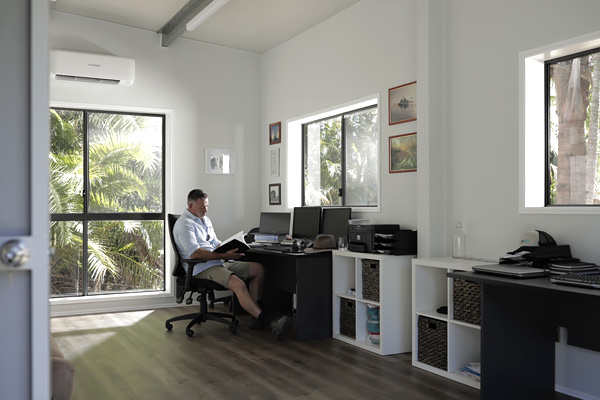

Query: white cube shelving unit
[332,250,414,355]
[411,257,494,389]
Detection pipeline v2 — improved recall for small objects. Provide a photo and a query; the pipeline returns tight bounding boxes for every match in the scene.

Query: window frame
[544,47,600,207]
[301,104,378,207]
[49,106,166,298]
[519,29,600,215]
[285,94,381,211]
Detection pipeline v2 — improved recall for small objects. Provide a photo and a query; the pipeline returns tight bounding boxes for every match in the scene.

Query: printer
[348,223,417,255]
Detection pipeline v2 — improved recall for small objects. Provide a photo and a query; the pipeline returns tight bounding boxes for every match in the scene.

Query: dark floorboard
[49,306,577,400]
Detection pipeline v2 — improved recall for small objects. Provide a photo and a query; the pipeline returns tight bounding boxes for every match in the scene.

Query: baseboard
[556,384,600,400]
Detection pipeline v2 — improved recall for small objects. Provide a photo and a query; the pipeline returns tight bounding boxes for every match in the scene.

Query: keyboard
[262,244,292,252]
[551,272,600,289]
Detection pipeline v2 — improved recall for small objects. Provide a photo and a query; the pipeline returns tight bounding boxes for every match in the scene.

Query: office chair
[165,214,238,337]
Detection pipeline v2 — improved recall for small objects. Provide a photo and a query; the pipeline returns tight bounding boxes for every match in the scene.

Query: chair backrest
[167,214,186,277]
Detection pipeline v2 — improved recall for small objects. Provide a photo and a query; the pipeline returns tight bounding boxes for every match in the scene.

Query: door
[0,0,50,398]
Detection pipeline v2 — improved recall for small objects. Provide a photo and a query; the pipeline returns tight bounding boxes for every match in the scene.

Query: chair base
[166,289,238,337]
[165,311,238,337]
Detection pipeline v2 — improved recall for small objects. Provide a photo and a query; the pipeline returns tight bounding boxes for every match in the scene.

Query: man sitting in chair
[173,189,291,339]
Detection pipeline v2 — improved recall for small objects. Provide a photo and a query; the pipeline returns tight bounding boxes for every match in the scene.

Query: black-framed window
[49,108,165,297]
[546,47,600,206]
[302,105,379,207]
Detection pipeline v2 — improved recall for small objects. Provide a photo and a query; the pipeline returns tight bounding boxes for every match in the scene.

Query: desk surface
[247,247,325,257]
[448,270,600,298]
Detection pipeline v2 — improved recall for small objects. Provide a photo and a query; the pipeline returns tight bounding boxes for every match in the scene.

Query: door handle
[0,239,30,267]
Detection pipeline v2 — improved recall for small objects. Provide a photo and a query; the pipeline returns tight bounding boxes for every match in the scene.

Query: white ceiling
[50,0,361,54]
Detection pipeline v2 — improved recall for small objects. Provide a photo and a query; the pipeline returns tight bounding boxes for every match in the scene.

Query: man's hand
[222,248,244,260]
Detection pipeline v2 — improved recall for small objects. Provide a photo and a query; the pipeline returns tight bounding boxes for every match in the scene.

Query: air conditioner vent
[54,74,120,85]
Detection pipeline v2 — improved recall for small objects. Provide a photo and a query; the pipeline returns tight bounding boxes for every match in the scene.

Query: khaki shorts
[194,261,250,288]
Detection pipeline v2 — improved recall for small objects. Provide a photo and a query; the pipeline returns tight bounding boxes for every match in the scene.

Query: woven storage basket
[453,279,481,325]
[340,299,356,338]
[361,260,380,302]
[417,316,447,370]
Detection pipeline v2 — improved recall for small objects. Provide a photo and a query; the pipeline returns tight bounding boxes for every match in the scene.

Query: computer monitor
[292,206,322,240]
[320,207,352,242]
[259,212,291,234]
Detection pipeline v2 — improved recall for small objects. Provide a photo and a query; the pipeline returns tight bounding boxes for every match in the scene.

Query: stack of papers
[499,251,531,264]
[457,363,480,381]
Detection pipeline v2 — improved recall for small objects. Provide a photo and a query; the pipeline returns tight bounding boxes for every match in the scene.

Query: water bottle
[453,222,465,259]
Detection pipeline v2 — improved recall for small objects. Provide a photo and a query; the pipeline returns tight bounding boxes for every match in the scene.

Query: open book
[214,231,250,254]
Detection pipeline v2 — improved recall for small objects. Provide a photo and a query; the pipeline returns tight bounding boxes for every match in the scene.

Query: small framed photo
[269,122,281,145]
[205,148,235,174]
[269,183,281,205]
[270,148,280,176]
[389,133,417,173]
[389,81,417,125]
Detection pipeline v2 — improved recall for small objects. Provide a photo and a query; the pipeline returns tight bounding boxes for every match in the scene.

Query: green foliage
[304,107,379,206]
[49,109,164,296]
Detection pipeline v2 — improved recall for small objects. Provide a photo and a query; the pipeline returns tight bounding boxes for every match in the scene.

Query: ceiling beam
[157,0,214,47]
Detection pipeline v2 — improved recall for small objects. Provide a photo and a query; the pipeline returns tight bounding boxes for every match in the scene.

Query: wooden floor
[51,305,484,400]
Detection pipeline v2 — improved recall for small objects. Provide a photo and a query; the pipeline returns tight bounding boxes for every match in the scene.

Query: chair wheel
[166,322,173,331]
[229,326,237,333]
[209,303,214,309]
[186,329,194,337]
[233,319,239,326]
[186,298,192,305]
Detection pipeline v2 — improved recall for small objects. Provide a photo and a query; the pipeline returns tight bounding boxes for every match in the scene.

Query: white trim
[32,0,51,398]
[49,101,177,316]
[50,101,173,115]
[555,385,600,400]
[519,29,600,215]
[50,291,178,317]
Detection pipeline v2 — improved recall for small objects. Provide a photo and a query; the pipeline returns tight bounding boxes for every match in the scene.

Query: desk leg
[481,285,555,400]
[294,257,332,341]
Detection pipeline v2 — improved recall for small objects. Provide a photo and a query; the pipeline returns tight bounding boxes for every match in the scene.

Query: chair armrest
[180,258,206,290]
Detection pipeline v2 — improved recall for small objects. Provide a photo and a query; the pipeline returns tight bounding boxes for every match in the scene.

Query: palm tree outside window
[302,105,379,207]
[547,48,600,205]
[49,108,165,297]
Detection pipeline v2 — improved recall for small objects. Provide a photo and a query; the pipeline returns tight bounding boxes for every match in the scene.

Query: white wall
[440,0,600,263]
[436,2,600,397]
[49,11,262,314]
[49,1,600,396]
[262,0,600,397]
[261,0,418,228]
[49,11,263,238]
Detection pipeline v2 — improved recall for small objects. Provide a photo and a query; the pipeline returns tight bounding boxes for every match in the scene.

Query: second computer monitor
[259,212,291,234]
[320,207,352,242]
[292,206,322,240]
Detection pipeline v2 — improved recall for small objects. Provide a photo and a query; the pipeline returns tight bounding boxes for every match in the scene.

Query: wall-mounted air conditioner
[49,50,135,86]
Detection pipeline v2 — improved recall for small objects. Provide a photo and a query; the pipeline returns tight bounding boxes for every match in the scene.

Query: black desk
[244,249,332,341]
[448,271,600,400]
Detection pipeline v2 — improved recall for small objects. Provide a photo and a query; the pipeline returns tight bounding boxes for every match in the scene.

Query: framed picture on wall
[389,81,417,125]
[269,122,281,145]
[389,133,417,173]
[205,148,236,174]
[269,183,281,205]
[270,148,280,176]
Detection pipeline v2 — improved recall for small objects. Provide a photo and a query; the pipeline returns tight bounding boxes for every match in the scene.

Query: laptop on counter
[472,264,549,278]
[254,212,291,243]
